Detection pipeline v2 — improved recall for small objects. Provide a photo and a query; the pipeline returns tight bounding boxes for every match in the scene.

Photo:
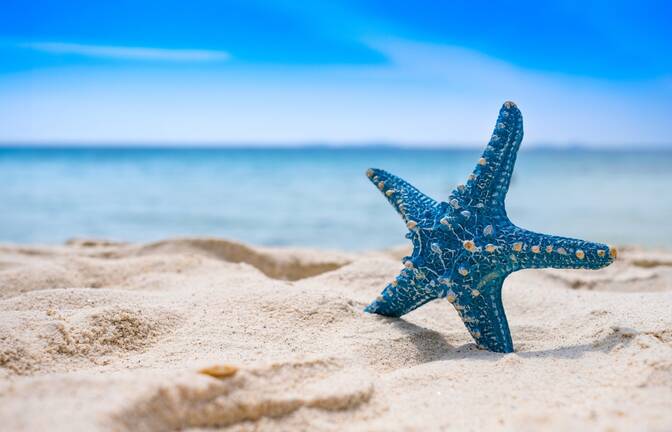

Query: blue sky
[0,0,670,146]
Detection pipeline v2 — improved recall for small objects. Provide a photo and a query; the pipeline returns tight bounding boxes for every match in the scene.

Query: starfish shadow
[375,315,644,363]
[381,317,502,363]
[516,326,644,359]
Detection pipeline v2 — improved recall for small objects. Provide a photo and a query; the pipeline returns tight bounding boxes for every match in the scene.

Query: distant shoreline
[1,144,671,152]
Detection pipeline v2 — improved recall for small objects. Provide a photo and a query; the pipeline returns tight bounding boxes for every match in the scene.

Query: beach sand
[1,238,671,431]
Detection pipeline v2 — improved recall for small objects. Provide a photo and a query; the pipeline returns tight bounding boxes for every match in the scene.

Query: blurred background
[1,1,671,250]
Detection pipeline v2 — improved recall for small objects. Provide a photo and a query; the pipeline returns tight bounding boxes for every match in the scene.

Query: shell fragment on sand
[198,364,239,379]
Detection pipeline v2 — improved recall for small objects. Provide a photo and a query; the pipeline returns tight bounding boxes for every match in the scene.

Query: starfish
[364,101,617,353]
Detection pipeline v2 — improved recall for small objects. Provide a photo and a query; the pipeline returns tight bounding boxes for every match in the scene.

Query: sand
[1,237,671,431]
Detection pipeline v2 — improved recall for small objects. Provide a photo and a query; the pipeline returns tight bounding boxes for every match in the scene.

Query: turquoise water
[1,147,670,250]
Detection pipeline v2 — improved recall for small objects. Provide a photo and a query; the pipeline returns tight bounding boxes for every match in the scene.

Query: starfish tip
[364,300,402,318]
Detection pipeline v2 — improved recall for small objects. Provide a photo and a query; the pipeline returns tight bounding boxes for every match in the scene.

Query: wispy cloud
[1,39,669,145]
[22,42,231,62]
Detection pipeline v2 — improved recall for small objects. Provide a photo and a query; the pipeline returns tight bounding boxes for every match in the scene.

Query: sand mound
[0,238,671,431]
[0,238,352,300]
[137,238,352,281]
[0,253,203,299]
[115,358,373,431]
[47,306,175,357]
[0,290,180,376]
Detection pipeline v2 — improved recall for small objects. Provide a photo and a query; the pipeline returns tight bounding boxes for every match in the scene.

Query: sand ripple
[115,358,373,431]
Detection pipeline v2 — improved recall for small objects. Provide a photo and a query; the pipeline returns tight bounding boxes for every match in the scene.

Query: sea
[1,147,670,250]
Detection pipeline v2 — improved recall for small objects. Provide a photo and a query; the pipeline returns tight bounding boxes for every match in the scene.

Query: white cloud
[1,39,670,145]
[22,42,230,62]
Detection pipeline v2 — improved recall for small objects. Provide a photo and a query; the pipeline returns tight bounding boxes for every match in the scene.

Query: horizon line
[1,142,670,152]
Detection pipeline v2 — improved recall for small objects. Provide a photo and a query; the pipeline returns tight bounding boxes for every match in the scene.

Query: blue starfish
[365,101,617,353]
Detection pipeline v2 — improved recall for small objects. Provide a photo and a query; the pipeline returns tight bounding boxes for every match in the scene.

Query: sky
[0,0,670,146]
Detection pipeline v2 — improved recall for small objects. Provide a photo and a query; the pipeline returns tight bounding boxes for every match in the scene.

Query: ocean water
[1,147,671,250]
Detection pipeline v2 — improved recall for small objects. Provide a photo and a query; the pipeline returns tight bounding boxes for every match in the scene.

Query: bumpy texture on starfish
[365,101,617,353]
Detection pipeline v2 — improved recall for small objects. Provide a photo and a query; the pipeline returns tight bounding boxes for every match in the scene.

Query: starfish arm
[508,228,616,270]
[449,274,513,353]
[364,267,439,317]
[459,101,523,204]
[366,168,439,226]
